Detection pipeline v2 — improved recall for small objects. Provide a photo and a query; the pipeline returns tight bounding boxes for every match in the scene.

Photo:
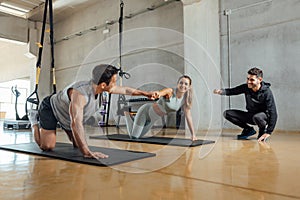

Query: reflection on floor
[0,121,299,200]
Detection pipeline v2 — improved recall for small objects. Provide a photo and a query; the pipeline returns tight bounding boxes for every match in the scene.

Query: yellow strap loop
[36,67,41,84]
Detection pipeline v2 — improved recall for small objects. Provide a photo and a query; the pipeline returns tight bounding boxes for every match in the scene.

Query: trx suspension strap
[114,0,131,127]
[26,0,48,113]
[26,0,56,115]
[118,0,130,79]
[48,0,56,94]
[101,0,130,127]
[118,0,124,77]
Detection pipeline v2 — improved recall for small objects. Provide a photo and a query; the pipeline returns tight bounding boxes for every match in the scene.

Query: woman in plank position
[124,75,197,141]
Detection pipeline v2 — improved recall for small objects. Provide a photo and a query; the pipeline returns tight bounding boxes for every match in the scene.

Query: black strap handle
[49,0,56,94]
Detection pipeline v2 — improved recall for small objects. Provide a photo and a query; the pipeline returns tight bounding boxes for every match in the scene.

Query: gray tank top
[157,89,184,113]
[50,80,99,130]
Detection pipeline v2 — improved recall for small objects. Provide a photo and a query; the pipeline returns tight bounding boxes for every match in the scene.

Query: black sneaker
[237,127,256,140]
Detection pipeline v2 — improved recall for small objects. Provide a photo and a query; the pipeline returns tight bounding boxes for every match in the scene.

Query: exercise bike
[12,85,28,121]
[3,86,31,129]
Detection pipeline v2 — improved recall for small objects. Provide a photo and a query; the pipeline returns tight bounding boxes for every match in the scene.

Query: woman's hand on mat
[191,135,198,141]
[85,151,109,159]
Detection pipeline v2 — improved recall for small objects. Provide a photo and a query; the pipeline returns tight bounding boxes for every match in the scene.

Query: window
[0,79,30,119]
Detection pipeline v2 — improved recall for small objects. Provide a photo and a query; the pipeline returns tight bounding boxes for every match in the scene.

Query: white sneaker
[28,109,39,125]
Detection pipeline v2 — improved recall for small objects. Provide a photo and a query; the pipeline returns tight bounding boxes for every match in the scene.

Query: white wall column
[182,0,222,132]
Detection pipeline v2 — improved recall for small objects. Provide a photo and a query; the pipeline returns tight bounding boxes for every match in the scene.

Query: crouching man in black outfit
[214,67,277,141]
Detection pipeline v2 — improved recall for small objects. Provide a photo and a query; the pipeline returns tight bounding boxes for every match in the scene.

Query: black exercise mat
[0,142,155,166]
[90,134,215,147]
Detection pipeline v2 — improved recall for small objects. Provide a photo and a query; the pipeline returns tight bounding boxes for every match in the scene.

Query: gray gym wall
[0,14,34,82]
[219,0,300,131]
[183,0,222,132]
[0,12,52,99]
[0,0,299,132]
[53,0,184,87]
[52,0,221,131]
[53,0,185,127]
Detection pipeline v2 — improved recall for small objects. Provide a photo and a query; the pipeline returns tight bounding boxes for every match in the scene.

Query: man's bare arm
[69,89,108,159]
[109,86,158,99]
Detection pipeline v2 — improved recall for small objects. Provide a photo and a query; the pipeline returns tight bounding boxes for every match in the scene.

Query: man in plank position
[29,64,158,159]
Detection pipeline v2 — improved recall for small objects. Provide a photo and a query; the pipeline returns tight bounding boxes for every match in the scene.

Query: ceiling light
[0,2,30,18]
[0,6,26,17]
[0,37,26,45]
[1,2,29,13]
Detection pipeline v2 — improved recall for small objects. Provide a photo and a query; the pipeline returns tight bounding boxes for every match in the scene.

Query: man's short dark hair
[248,67,263,78]
[92,64,119,85]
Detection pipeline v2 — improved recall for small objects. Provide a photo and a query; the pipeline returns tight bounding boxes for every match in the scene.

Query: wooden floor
[0,121,299,200]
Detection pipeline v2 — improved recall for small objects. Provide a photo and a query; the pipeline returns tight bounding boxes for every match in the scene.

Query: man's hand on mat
[85,151,109,159]
[257,133,271,142]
